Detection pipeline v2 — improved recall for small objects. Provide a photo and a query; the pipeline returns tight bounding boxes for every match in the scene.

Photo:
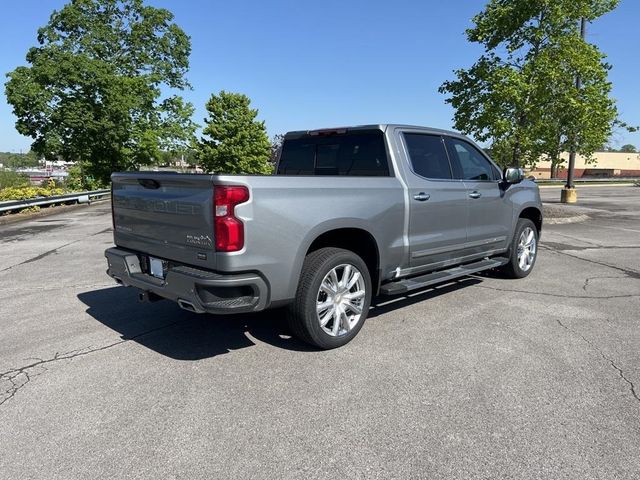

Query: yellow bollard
[560,187,578,203]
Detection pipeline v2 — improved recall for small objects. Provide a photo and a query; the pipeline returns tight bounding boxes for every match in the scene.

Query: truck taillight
[214,185,249,252]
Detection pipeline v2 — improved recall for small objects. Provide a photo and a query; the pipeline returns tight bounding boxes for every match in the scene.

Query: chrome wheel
[316,264,366,337]
[517,226,537,272]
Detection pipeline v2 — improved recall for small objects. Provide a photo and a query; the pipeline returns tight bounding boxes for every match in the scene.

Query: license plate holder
[149,256,166,279]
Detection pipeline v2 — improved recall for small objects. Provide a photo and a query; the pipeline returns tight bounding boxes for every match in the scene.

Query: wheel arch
[518,206,543,234]
[305,227,381,294]
[279,218,385,303]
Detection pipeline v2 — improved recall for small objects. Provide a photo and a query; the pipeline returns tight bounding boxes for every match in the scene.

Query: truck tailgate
[111,172,217,270]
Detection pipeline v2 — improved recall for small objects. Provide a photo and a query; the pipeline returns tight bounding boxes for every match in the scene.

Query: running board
[380,257,508,296]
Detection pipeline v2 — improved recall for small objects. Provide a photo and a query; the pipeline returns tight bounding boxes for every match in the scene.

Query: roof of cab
[284,124,463,139]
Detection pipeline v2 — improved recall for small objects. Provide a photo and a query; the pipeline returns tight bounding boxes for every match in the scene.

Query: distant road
[538,182,635,189]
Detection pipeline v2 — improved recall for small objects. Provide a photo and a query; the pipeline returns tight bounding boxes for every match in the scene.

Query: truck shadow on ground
[77,278,481,360]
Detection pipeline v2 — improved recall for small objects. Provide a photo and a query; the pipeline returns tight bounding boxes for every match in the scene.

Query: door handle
[413,192,430,201]
[469,191,482,199]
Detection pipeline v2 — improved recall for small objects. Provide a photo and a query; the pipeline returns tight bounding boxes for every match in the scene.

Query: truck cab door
[400,132,469,269]
[444,137,512,256]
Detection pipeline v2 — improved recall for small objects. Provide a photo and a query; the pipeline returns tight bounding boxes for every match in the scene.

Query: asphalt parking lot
[1,185,639,479]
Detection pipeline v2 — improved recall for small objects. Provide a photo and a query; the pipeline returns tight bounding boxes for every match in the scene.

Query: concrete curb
[544,214,590,225]
[542,202,591,224]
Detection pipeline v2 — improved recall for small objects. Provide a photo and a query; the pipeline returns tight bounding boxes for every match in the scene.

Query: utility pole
[562,17,586,203]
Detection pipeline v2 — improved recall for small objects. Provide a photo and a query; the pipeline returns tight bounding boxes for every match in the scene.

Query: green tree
[5,0,196,186]
[619,144,637,153]
[156,147,197,168]
[65,163,103,191]
[156,96,198,161]
[197,91,272,174]
[0,151,40,169]
[439,0,621,173]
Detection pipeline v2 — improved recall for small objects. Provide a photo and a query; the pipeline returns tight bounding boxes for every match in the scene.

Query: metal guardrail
[0,189,110,214]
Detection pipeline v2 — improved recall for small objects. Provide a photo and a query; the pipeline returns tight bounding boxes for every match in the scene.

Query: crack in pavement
[0,228,112,273]
[554,318,640,405]
[472,283,640,300]
[540,245,640,280]
[545,231,602,247]
[0,283,115,295]
[582,275,627,291]
[580,245,640,249]
[0,319,181,408]
[0,351,81,407]
[474,241,640,402]
[544,242,640,251]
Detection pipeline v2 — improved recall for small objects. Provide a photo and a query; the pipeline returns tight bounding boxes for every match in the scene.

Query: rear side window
[277,141,315,174]
[277,131,389,176]
[445,137,498,181]
[403,133,452,179]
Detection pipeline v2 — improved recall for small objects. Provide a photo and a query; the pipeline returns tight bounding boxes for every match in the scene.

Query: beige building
[528,151,640,179]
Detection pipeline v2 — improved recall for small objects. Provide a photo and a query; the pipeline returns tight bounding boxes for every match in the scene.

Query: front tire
[501,218,539,279]
[287,247,372,349]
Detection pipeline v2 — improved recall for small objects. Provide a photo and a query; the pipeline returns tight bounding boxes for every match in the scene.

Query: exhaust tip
[177,299,198,312]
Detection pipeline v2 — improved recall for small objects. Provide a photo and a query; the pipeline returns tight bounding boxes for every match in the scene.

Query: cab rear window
[277,131,390,176]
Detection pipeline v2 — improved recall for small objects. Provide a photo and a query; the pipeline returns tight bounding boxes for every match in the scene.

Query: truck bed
[111,172,406,304]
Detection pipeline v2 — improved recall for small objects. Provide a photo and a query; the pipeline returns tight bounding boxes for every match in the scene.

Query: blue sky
[1,0,639,152]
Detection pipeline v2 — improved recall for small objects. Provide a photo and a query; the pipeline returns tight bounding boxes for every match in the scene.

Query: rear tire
[287,247,372,349]
[500,218,538,279]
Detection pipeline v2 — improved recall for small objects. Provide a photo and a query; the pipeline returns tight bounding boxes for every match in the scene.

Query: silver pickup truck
[105,124,542,349]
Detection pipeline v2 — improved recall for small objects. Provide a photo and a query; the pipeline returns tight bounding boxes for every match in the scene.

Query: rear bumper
[105,247,269,314]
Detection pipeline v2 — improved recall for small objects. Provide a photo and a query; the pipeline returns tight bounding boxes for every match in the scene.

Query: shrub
[21,205,41,213]
[65,163,105,191]
[0,185,65,201]
[0,170,29,190]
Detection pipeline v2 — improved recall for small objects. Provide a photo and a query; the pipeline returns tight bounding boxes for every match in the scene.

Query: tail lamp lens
[214,185,249,252]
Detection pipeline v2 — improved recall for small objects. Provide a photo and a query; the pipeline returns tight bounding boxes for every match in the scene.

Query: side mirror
[503,167,524,184]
